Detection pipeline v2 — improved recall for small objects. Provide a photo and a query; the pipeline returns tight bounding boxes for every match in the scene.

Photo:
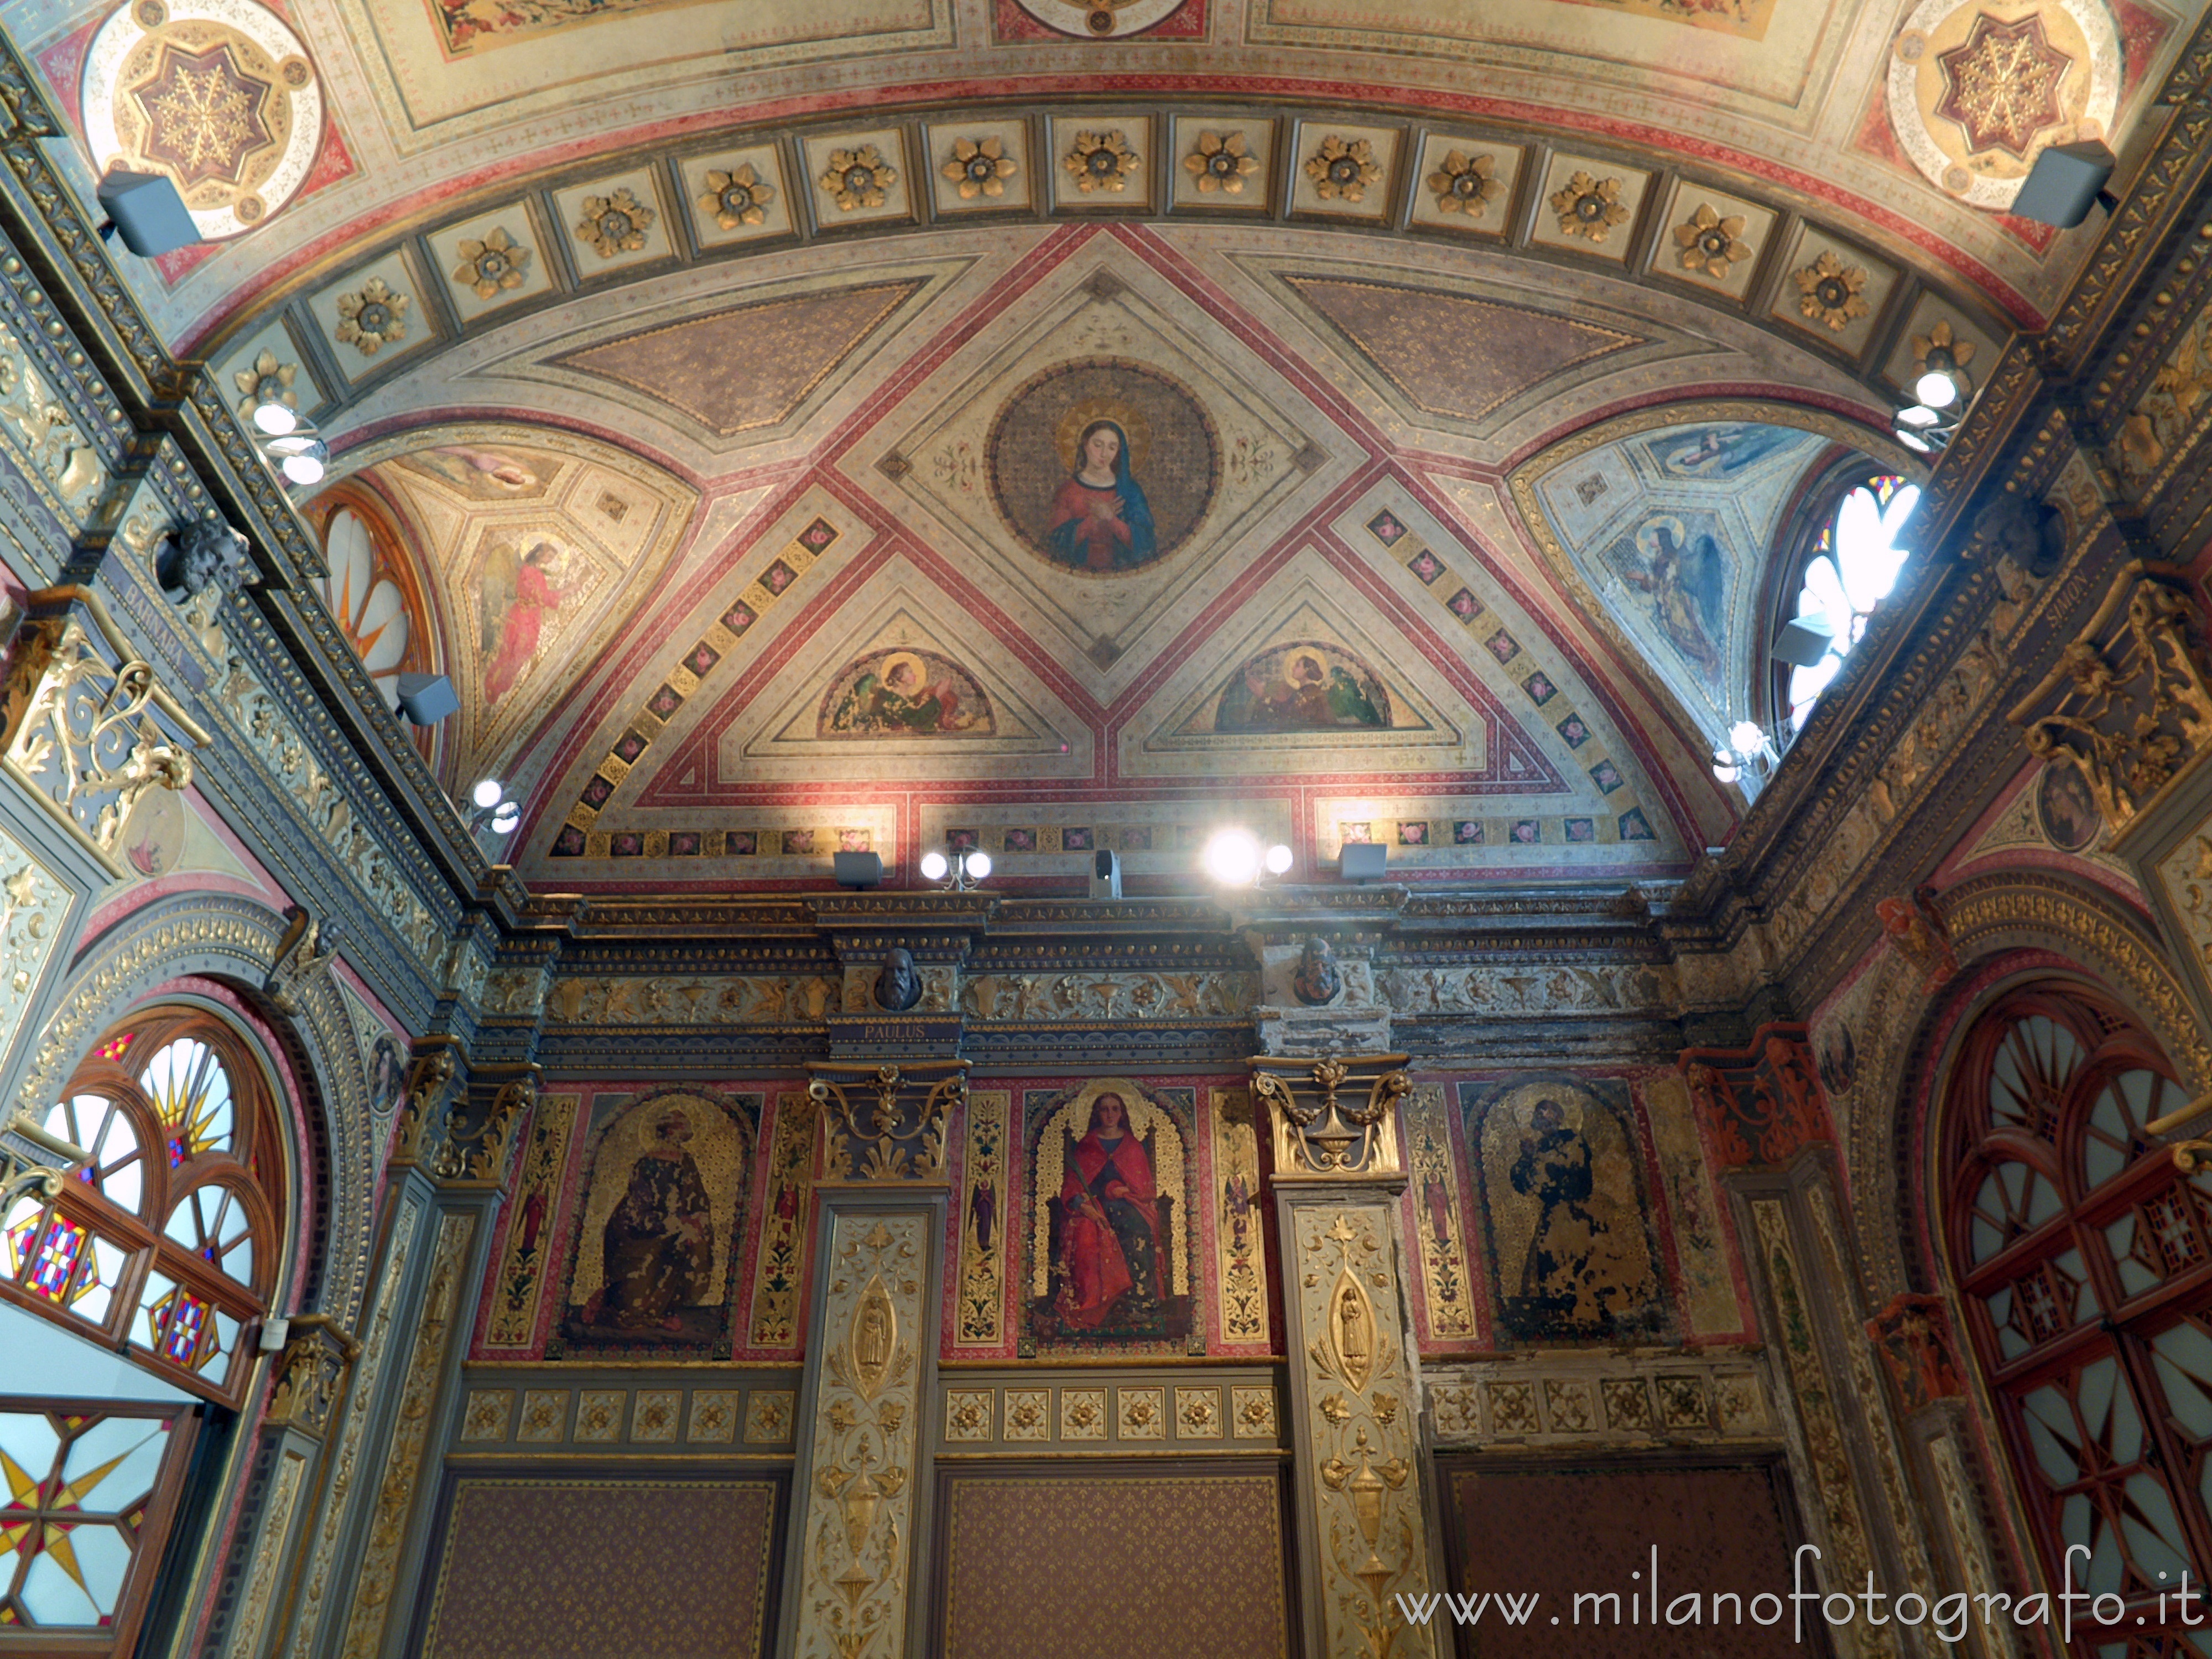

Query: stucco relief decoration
[80,0,322,240]
[820,146,896,212]
[1548,171,1630,242]
[0,833,67,1049]
[1912,320,1977,388]
[699,164,774,229]
[1186,130,1260,194]
[230,347,296,426]
[1305,136,1382,202]
[451,227,530,299]
[1683,1029,1836,1169]
[1888,0,2119,208]
[333,277,408,356]
[1426,150,1502,215]
[943,136,1017,199]
[1672,202,1753,280]
[793,1214,925,1659]
[1298,1207,1436,1659]
[1063,129,1139,193]
[1793,250,1869,332]
[1012,0,1187,36]
[575,188,653,255]
[811,1063,965,1183]
[2115,300,2212,497]
[2013,568,2212,839]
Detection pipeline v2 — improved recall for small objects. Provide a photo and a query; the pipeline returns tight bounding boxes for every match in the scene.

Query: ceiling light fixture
[1892,398,1960,456]
[1913,345,1968,411]
[1713,721,1780,791]
[253,419,330,487]
[1203,828,1292,887]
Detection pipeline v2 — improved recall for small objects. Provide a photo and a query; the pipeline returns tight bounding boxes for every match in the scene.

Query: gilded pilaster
[1258,1052,1439,1659]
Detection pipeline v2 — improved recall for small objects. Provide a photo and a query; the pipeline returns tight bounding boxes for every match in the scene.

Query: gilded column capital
[387,1041,461,1172]
[806,1058,968,1186]
[433,1069,538,1190]
[263,1313,360,1439]
[1250,1053,1410,1183]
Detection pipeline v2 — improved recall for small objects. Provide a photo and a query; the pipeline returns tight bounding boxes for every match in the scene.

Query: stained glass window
[1785,476,1919,732]
[0,1402,193,1641]
[1,1008,284,1407]
[1946,986,2212,1647]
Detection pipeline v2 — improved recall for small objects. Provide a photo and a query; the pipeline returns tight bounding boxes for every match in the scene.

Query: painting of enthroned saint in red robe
[1028,1082,1194,1348]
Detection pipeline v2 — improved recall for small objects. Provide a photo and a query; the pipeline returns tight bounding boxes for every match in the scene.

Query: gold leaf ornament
[1426,150,1500,215]
[821,145,897,212]
[1549,171,1631,242]
[943,136,1017,200]
[1185,130,1259,195]
[576,189,654,258]
[1305,136,1382,202]
[231,347,296,421]
[1672,202,1752,279]
[334,279,408,356]
[1911,318,1976,377]
[1794,248,1870,332]
[699,164,773,229]
[450,226,529,299]
[1065,129,1139,194]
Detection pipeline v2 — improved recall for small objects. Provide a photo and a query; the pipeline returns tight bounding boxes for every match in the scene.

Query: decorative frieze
[451,1375,800,1449]
[264,1314,360,1439]
[962,969,1257,1021]
[928,1371,1281,1451]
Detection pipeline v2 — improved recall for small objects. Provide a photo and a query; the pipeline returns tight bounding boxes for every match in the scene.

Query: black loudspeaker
[1340,842,1388,881]
[395,673,460,725]
[2010,140,2116,229]
[833,851,884,889]
[96,170,200,256]
[1090,848,1121,899]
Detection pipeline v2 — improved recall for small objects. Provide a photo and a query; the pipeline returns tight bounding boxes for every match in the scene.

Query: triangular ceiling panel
[638,558,1093,796]
[1282,274,1644,425]
[550,279,926,438]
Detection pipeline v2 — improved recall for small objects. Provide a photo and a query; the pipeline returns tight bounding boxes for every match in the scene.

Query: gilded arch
[16,893,373,1328]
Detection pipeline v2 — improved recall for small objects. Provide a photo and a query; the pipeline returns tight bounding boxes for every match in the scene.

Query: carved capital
[264,1314,360,1438]
[806,1059,967,1184]
[388,1043,460,1171]
[1679,1023,1835,1171]
[434,1072,538,1188]
[1251,1052,1409,1181]
[2011,561,2212,845]
[263,903,342,1015]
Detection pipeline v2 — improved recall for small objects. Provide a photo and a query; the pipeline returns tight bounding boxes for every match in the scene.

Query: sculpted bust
[1291,935,1344,1006]
[157,516,253,607]
[876,946,922,1013]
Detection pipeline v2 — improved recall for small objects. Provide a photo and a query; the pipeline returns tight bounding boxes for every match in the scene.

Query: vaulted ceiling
[16,0,2195,893]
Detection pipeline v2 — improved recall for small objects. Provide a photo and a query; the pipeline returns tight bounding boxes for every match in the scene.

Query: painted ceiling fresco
[13,0,2188,891]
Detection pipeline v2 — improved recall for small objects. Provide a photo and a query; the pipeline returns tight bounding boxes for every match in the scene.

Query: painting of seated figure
[818,648,996,737]
[1214,641,1392,733]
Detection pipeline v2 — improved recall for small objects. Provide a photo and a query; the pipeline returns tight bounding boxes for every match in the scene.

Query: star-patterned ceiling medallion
[81,0,324,239]
[1886,0,2117,209]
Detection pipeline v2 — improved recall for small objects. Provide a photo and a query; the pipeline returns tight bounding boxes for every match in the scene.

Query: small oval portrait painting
[988,359,1219,575]
[2036,761,2101,854]
[1215,642,1391,734]
[819,648,995,738]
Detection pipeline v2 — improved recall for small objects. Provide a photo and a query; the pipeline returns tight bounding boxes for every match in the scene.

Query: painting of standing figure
[1470,1078,1668,1343]
[1027,1080,1194,1349]
[555,1087,757,1358]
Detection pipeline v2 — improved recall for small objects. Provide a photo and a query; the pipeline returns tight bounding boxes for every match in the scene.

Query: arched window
[305,492,434,717]
[1944,984,2212,1651]
[1781,475,1919,733]
[1,1007,285,1407]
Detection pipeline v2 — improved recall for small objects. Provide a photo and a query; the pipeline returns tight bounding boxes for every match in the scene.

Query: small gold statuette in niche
[1329,1269,1377,1391]
[1185,131,1259,194]
[849,1273,897,1397]
[944,137,1017,200]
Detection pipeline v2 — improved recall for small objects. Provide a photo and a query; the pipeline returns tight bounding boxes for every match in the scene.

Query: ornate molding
[807,1060,967,1184]
[433,1073,536,1188]
[388,1043,459,1172]
[1428,1350,1772,1447]
[2012,563,2212,844]
[263,904,341,1016]
[1251,1054,1409,1179]
[263,1313,360,1439]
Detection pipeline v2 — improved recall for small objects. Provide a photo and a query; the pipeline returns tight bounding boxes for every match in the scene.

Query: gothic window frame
[1765,463,1923,742]
[1941,981,2212,1646]
[1,1005,290,1411]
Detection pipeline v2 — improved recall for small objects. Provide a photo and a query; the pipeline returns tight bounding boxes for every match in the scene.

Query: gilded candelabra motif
[1297,1208,1434,1659]
[795,1214,927,1659]
[809,1060,967,1182]
[2,600,208,873]
[2013,565,2212,839]
[1252,1054,1409,1176]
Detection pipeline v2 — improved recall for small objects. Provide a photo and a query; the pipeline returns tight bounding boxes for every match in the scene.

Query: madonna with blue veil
[1045,419,1157,571]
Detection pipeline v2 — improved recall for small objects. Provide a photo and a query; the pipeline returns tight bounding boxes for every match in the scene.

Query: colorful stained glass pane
[93,1033,132,1062]
[43,1092,142,1213]
[24,1215,85,1302]
[2,1196,41,1279]
[0,1408,170,1626]
[138,1038,233,1162]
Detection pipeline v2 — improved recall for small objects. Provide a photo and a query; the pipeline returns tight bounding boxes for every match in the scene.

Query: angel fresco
[478,539,564,705]
[1614,517,1727,683]
[1215,643,1390,734]
[1648,423,1803,481]
[1046,420,1157,572]
[819,650,993,738]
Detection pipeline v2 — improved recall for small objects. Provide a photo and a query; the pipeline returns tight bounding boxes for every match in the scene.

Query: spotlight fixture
[263,428,330,486]
[921,847,991,890]
[465,778,521,838]
[1892,398,1962,456]
[251,399,299,437]
[471,779,504,810]
[1201,828,1292,887]
[1913,345,1969,411]
[1712,721,1781,790]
